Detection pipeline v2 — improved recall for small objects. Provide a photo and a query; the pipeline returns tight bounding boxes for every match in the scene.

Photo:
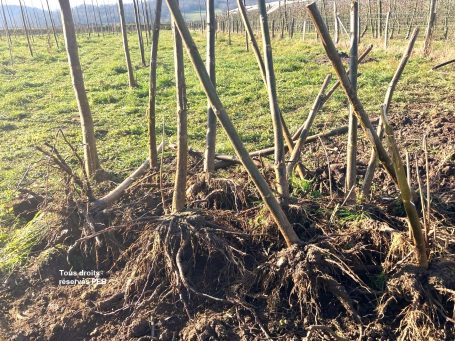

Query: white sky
[3,0,126,10]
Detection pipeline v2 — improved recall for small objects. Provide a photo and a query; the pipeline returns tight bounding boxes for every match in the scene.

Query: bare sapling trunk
[306,3,399,187]
[142,0,152,44]
[423,0,437,56]
[346,0,358,202]
[362,28,419,198]
[83,0,92,36]
[1,0,13,63]
[19,0,33,57]
[406,0,418,39]
[164,0,301,246]
[367,0,375,38]
[58,0,101,179]
[171,0,189,213]
[381,108,428,269]
[384,10,390,49]
[377,0,382,38]
[133,0,146,66]
[236,0,304,179]
[258,0,289,205]
[95,0,105,36]
[286,75,332,178]
[148,0,162,169]
[204,0,217,176]
[91,0,100,36]
[118,0,137,87]
[40,0,52,50]
[333,2,339,44]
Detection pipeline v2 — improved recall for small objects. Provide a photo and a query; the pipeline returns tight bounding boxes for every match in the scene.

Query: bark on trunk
[147,0,162,168]
[204,0,217,176]
[59,0,101,178]
[171,0,189,213]
[258,0,289,205]
[118,0,137,87]
[346,0,358,202]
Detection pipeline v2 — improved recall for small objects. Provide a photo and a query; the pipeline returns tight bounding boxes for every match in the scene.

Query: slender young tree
[1,0,12,63]
[90,0,100,36]
[171,0,188,213]
[83,0,92,36]
[204,0,217,176]
[95,0,105,36]
[40,0,52,50]
[148,0,162,169]
[58,0,101,178]
[333,2,339,43]
[18,0,33,57]
[258,0,289,205]
[117,0,137,87]
[132,0,146,66]
[346,0,358,202]
[423,0,437,56]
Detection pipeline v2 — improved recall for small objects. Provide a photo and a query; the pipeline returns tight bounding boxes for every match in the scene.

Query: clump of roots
[255,230,379,339]
[186,175,252,211]
[98,210,259,337]
[378,259,455,340]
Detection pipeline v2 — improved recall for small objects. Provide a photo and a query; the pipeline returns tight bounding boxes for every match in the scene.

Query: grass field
[1,30,454,226]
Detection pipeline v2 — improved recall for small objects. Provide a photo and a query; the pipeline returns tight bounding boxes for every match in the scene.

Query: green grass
[0,211,53,275]
[0,30,454,228]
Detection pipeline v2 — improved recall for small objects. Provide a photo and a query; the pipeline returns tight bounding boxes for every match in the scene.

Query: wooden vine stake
[164,0,301,246]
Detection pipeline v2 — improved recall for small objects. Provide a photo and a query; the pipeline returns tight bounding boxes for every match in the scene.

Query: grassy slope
[0,30,454,227]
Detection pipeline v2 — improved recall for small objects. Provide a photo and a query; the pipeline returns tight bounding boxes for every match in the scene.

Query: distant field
[1,30,454,225]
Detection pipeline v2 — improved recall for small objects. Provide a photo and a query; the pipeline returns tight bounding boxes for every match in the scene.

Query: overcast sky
[3,0,124,10]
